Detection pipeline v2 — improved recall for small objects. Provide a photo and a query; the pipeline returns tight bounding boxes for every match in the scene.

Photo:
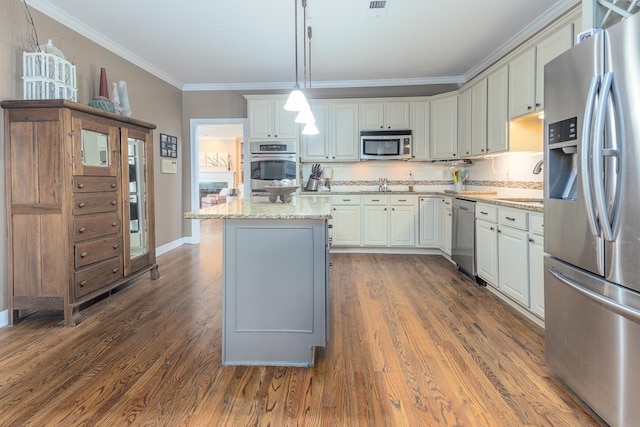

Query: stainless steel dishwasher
[452,198,476,277]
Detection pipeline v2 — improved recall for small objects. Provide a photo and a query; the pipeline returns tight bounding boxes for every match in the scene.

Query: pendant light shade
[302,121,319,135]
[284,87,309,112]
[295,107,315,124]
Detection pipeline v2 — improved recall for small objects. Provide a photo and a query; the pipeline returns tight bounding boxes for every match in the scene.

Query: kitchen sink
[494,197,544,206]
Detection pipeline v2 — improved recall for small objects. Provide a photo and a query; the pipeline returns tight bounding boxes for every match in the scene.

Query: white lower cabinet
[389,196,416,246]
[528,213,545,318]
[475,203,499,286]
[439,197,453,256]
[362,196,388,246]
[497,207,530,307]
[418,197,440,247]
[330,195,362,246]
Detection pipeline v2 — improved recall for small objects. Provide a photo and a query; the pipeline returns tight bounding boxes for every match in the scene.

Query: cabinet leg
[9,310,20,325]
[150,264,160,280]
[64,306,80,327]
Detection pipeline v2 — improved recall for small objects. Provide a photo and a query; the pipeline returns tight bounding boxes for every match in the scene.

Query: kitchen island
[185,195,332,366]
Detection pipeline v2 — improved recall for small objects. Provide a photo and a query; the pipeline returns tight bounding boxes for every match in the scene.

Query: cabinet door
[528,232,545,318]
[390,204,415,246]
[332,103,359,161]
[535,24,573,110]
[498,226,530,306]
[72,117,120,177]
[273,99,298,139]
[458,88,472,158]
[470,78,488,156]
[439,199,452,255]
[360,102,384,130]
[418,197,439,247]
[363,205,388,246]
[301,103,330,161]
[487,65,509,154]
[248,99,273,139]
[509,48,537,119]
[331,205,361,246]
[385,102,410,129]
[430,95,458,160]
[410,101,430,160]
[476,219,499,286]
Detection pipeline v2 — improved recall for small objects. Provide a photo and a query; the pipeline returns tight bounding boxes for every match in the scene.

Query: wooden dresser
[2,100,159,326]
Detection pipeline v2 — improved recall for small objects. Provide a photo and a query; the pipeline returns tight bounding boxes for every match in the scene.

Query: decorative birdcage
[22,39,77,101]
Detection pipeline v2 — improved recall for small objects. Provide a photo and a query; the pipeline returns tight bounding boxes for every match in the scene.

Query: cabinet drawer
[73,176,117,193]
[75,235,122,268]
[389,195,415,205]
[476,203,498,222]
[498,207,528,230]
[74,257,122,299]
[73,192,118,215]
[529,213,544,235]
[363,195,388,205]
[74,213,121,242]
[331,195,361,205]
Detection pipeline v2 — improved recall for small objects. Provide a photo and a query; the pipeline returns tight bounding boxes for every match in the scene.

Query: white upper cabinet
[429,94,458,160]
[458,88,472,158]
[360,101,410,130]
[509,23,573,119]
[487,65,509,154]
[247,97,298,140]
[470,78,488,156]
[410,101,430,161]
[300,101,359,162]
[300,101,330,161]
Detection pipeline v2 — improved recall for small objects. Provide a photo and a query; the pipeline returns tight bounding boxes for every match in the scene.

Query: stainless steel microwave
[360,130,412,160]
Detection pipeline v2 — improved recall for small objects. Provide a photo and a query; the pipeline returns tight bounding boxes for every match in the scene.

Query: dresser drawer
[476,203,498,222]
[75,235,122,268]
[74,257,122,299]
[73,192,118,215]
[331,195,361,205]
[498,207,528,230]
[74,213,120,242]
[363,195,388,205]
[73,176,117,193]
[389,195,415,205]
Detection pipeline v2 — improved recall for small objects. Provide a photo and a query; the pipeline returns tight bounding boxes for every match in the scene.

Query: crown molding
[464,0,581,81]
[27,0,184,89]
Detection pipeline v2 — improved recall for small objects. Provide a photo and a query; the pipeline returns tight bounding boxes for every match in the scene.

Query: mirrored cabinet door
[72,118,119,176]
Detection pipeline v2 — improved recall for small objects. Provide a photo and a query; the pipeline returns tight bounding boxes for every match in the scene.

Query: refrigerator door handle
[592,72,616,242]
[581,74,601,237]
[549,267,640,323]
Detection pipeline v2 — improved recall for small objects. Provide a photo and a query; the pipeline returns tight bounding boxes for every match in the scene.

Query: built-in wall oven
[250,141,297,194]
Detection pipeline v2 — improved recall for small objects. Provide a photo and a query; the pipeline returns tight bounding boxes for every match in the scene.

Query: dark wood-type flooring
[0,219,605,426]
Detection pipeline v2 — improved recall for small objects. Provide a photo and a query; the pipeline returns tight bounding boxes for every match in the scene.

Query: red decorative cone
[99,68,109,98]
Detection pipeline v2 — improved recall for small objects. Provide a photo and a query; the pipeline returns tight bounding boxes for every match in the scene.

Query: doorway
[189,118,248,243]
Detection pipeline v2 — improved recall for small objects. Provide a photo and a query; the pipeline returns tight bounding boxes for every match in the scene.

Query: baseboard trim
[0,310,8,328]
[156,238,184,256]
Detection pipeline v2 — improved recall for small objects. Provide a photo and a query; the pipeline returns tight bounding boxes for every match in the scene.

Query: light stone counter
[184,195,332,220]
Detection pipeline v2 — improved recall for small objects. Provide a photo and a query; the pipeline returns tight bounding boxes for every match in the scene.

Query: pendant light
[284,0,309,112]
[300,1,318,135]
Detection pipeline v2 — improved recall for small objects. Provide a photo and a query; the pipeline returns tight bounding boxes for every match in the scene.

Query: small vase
[98,68,109,98]
[118,80,132,117]
[111,82,123,115]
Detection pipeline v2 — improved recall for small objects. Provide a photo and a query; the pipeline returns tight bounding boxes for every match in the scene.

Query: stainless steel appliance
[360,130,411,160]
[451,198,476,277]
[544,13,640,427]
[250,141,297,194]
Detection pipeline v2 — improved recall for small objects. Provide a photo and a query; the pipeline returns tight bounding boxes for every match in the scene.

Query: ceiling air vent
[368,0,389,17]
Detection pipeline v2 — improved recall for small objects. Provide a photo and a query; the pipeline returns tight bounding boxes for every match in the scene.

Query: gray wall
[0,0,183,314]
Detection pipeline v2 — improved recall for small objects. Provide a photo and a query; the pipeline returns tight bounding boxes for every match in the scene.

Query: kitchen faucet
[532,159,544,174]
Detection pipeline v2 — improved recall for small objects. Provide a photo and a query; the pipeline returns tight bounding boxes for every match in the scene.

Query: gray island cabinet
[185,196,331,366]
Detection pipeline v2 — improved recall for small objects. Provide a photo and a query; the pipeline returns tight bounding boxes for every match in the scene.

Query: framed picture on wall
[160,133,178,158]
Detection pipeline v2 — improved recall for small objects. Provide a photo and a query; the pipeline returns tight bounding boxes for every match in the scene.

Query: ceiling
[29,0,580,92]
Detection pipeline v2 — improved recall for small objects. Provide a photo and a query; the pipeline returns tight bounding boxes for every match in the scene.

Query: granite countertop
[184,195,332,220]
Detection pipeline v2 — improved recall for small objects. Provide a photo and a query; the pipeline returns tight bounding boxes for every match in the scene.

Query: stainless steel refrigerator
[544,12,640,427]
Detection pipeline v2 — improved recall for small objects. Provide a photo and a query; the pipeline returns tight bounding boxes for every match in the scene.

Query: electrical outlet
[506,171,511,181]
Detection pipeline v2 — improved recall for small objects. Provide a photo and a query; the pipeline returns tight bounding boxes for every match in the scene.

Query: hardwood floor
[0,219,604,426]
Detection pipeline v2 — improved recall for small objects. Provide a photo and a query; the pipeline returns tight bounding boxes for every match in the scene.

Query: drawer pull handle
[81,252,88,258]
[112,268,118,274]
[505,216,516,221]
[78,202,85,208]
[528,238,535,243]
[398,199,407,202]
[111,183,116,188]
[77,183,84,189]
[111,200,117,206]
[343,199,351,202]
[490,226,495,231]
[372,199,380,202]
[79,280,87,287]
[480,211,488,215]
[112,222,117,227]
[78,227,86,233]
[112,244,119,249]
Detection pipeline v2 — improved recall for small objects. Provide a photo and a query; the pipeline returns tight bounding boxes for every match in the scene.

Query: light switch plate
[161,158,177,174]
